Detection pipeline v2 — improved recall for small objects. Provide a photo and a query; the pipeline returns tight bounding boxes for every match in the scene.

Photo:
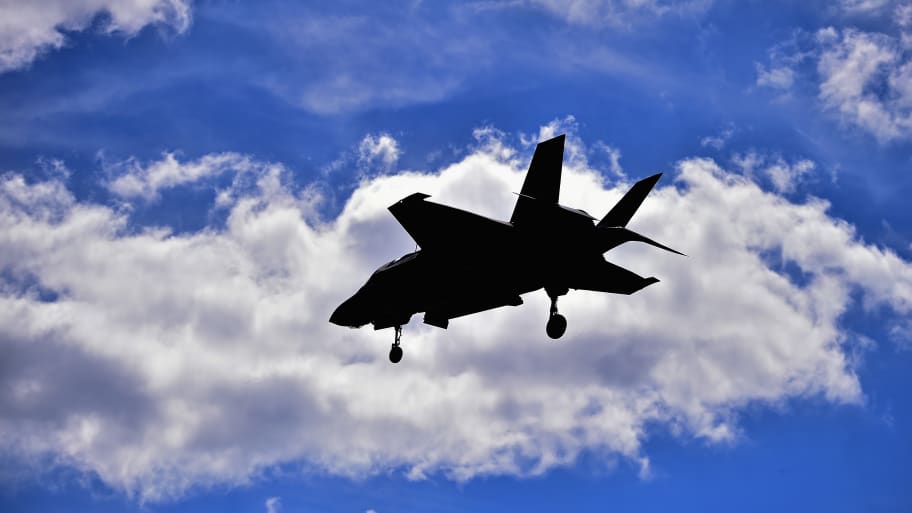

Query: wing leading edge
[388,192,512,252]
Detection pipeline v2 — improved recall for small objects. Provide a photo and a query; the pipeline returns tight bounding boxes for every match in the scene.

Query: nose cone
[329,294,369,327]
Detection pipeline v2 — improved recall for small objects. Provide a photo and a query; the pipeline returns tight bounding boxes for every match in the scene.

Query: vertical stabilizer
[597,173,662,228]
[510,134,565,225]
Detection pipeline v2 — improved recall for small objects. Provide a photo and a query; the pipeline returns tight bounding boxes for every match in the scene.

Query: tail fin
[597,173,662,228]
[510,135,565,226]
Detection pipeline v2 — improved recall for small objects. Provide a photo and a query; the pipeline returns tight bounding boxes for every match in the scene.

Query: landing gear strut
[546,290,568,339]
[389,325,403,363]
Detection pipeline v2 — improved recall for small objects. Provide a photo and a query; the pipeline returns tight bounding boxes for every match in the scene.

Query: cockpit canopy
[372,251,420,275]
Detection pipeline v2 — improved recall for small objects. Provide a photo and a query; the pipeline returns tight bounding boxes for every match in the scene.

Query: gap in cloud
[756,248,817,289]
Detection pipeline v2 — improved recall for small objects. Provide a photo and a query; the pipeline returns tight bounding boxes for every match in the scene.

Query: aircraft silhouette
[330,134,683,363]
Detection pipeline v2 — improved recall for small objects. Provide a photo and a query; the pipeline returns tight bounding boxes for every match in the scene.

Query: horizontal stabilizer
[598,226,686,256]
[566,259,660,295]
[598,173,662,228]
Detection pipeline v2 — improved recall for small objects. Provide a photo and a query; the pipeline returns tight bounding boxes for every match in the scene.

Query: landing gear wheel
[389,344,403,363]
[545,290,567,339]
[546,313,567,339]
[389,325,403,364]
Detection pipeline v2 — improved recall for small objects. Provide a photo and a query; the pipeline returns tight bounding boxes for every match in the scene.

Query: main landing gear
[389,325,403,363]
[546,288,568,339]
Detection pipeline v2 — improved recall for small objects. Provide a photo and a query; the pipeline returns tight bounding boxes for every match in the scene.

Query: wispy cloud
[265,496,282,513]
[105,152,268,201]
[838,0,894,15]
[757,16,912,143]
[0,0,192,73]
[700,125,735,151]
[755,64,796,91]
[816,27,912,142]
[731,150,817,193]
[490,0,714,28]
[232,7,487,115]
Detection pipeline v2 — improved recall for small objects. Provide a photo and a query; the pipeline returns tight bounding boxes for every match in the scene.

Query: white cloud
[595,142,626,178]
[247,11,481,114]
[897,4,912,28]
[214,3,689,116]
[754,31,815,97]
[323,133,403,178]
[732,151,816,193]
[521,0,713,27]
[766,159,815,193]
[700,125,735,150]
[0,127,910,501]
[756,64,796,91]
[758,20,912,142]
[0,0,191,73]
[816,27,912,142]
[358,133,401,172]
[839,0,893,15]
[105,152,272,202]
[265,496,281,513]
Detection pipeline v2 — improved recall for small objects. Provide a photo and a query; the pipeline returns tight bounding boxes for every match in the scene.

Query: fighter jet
[330,134,683,363]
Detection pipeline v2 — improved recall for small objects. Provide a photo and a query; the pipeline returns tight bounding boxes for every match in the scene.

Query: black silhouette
[330,134,683,363]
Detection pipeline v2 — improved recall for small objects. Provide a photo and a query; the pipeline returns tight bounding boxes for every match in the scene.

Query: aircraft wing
[388,193,512,252]
[566,258,659,295]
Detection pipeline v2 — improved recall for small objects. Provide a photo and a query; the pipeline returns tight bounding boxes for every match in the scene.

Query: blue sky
[1,1,912,512]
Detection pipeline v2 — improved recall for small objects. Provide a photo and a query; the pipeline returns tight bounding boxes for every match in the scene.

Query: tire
[389,345,403,363]
[546,314,567,339]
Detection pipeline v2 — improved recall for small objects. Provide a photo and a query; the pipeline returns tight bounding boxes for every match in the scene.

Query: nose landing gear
[389,325,403,363]
[546,289,568,339]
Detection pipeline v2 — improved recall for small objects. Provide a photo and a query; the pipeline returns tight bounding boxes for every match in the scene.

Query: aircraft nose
[329,295,366,327]
[329,302,352,326]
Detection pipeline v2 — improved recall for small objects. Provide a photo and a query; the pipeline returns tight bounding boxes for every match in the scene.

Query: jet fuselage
[328,133,682,362]
[330,203,610,330]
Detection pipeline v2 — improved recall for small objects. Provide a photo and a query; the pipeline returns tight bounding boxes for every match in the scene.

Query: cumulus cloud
[0,0,192,73]
[1,127,910,501]
[322,133,403,178]
[731,151,816,193]
[358,133,401,172]
[105,152,269,201]
[816,27,912,142]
